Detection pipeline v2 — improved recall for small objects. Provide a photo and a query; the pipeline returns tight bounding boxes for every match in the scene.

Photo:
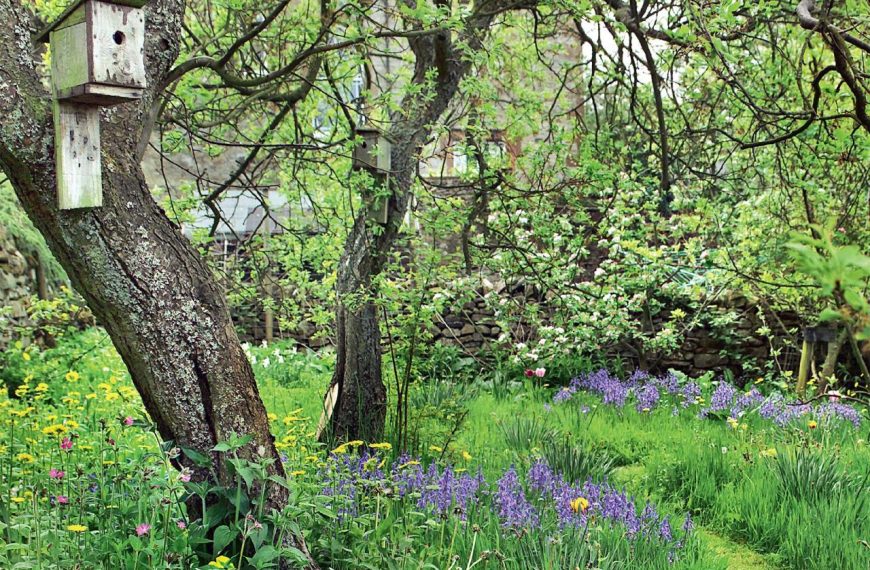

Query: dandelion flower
[570,497,590,513]
[66,524,87,532]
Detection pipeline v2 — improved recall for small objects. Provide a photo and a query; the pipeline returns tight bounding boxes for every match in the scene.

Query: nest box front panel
[89,1,146,89]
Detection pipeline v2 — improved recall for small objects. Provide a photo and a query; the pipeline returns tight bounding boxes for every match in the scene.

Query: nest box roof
[35,0,148,44]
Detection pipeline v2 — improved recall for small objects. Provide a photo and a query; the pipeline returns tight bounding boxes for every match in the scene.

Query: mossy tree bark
[0,1,314,564]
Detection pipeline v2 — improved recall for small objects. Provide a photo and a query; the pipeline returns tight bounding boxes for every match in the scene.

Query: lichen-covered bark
[0,2,314,564]
[326,3,502,442]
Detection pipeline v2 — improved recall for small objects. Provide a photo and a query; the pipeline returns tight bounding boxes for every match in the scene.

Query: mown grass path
[698,527,779,570]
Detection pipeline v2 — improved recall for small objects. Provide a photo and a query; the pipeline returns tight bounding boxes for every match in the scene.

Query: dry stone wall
[238,279,804,379]
[0,226,39,348]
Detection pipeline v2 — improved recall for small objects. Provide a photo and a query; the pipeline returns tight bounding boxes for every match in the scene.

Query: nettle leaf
[249,545,279,569]
[213,525,239,554]
[180,447,212,467]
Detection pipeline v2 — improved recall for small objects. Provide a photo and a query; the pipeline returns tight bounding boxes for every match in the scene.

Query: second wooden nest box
[36,0,147,105]
[353,126,392,173]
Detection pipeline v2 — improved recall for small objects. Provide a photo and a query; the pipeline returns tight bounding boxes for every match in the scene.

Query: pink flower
[176,520,187,530]
[60,437,73,451]
[49,468,65,480]
[524,369,534,377]
[123,416,134,426]
[534,367,546,378]
[179,470,191,483]
[56,495,69,504]
[135,523,151,536]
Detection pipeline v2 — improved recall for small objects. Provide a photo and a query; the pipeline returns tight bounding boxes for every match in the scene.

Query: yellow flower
[726,417,739,429]
[754,377,764,384]
[35,383,49,393]
[85,393,97,400]
[16,453,35,463]
[760,448,777,458]
[267,413,278,422]
[64,371,80,383]
[104,392,119,402]
[290,470,305,476]
[208,555,233,568]
[22,352,31,362]
[346,440,364,448]
[570,497,590,513]
[11,497,25,504]
[429,445,443,453]
[42,424,68,435]
[808,420,818,429]
[66,524,87,532]
[369,442,392,451]
[399,460,421,469]
[331,443,348,455]
[462,451,472,461]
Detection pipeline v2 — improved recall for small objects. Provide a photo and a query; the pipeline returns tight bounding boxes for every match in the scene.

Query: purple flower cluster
[555,369,863,431]
[322,452,486,519]
[526,460,691,547]
[317,452,692,562]
[556,369,700,411]
[495,467,539,529]
[635,383,661,412]
[576,370,630,406]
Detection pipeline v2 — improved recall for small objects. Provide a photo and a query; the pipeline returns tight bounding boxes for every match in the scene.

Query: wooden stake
[796,338,814,397]
[53,100,102,210]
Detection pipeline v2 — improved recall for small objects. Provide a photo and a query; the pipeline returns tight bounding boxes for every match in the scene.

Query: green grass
[2,330,868,568]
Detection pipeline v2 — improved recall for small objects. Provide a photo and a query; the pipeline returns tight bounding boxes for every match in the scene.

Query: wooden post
[264,277,274,342]
[796,336,814,397]
[53,101,103,209]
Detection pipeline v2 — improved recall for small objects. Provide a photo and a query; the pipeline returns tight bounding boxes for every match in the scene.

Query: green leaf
[249,545,280,569]
[180,446,212,467]
[213,525,239,554]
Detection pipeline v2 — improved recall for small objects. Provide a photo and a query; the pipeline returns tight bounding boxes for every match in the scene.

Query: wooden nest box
[352,126,392,173]
[37,0,148,105]
[35,0,148,210]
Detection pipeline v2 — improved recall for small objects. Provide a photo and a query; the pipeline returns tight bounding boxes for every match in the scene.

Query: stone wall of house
[0,225,39,349]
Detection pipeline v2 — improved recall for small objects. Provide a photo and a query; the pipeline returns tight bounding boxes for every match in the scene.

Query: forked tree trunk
[324,10,500,442]
[0,2,314,565]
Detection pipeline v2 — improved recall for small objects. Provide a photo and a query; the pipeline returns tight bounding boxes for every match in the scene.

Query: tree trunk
[0,2,314,565]
[818,328,847,393]
[321,211,386,442]
[323,10,499,441]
